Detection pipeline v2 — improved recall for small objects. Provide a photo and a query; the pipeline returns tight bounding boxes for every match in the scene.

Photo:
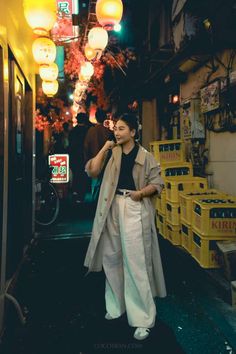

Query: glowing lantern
[32,37,56,65]
[42,80,58,96]
[96,0,123,31]
[80,62,94,78]
[75,81,88,91]
[39,63,58,81]
[23,0,57,35]
[79,73,90,82]
[84,43,96,61]
[88,27,108,51]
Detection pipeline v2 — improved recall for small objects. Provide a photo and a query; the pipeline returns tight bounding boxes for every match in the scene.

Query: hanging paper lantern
[42,80,58,97]
[88,27,108,51]
[75,80,88,91]
[39,63,58,81]
[80,62,94,78]
[96,0,123,31]
[79,73,90,82]
[84,43,97,61]
[23,0,57,35]
[32,37,56,65]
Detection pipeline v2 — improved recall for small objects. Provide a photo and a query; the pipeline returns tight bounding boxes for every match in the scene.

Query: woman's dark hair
[118,113,140,140]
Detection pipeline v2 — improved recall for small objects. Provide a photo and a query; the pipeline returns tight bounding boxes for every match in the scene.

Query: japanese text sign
[48,154,69,183]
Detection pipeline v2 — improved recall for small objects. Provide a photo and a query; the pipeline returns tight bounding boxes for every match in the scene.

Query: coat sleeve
[146,153,164,194]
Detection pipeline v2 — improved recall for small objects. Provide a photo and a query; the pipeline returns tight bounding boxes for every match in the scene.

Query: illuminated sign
[48,154,69,183]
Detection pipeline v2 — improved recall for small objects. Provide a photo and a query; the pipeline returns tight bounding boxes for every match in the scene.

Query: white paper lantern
[88,27,108,51]
[42,80,58,96]
[32,37,56,65]
[39,63,58,81]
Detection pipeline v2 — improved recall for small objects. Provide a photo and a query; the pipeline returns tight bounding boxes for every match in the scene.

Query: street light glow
[114,23,122,32]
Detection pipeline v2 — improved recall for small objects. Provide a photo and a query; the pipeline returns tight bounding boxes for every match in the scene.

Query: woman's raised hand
[102,140,116,152]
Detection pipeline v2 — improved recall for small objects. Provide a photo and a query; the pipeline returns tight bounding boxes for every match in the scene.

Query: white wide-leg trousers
[102,194,156,328]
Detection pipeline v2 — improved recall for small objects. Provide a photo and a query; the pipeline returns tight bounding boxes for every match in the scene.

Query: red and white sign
[51,0,79,40]
[48,154,69,183]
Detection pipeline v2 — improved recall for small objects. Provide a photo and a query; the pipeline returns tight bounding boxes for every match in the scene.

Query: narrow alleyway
[1,197,236,354]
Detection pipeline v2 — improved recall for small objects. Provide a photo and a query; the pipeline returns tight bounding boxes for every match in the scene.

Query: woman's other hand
[128,190,142,202]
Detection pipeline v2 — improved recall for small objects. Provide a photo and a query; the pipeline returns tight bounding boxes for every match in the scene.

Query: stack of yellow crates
[150,139,195,241]
[164,176,208,245]
[191,198,236,268]
[179,190,226,254]
[151,139,188,239]
[149,139,185,164]
[150,140,236,270]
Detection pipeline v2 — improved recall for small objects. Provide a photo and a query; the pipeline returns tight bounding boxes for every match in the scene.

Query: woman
[84,113,166,340]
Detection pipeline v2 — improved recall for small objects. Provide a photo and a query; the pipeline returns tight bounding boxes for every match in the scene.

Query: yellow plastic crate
[156,211,167,238]
[180,189,226,225]
[161,162,193,178]
[166,202,180,225]
[149,139,185,163]
[156,195,161,212]
[160,189,166,215]
[156,211,160,229]
[166,222,181,245]
[192,198,236,237]
[181,222,192,253]
[191,228,236,268]
[165,176,208,203]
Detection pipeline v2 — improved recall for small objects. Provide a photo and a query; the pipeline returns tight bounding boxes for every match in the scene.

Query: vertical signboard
[48,154,69,183]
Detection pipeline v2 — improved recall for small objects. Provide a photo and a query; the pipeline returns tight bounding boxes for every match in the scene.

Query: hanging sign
[48,154,69,183]
[51,0,79,41]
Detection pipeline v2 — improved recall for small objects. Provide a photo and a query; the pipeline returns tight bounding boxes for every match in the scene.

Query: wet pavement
[1,197,236,354]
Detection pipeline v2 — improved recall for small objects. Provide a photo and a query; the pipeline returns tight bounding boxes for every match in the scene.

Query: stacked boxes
[179,189,225,225]
[191,198,236,268]
[179,190,225,253]
[165,176,208,203]
[160,162,193,179]
[149,139,185,164]
[151,139,236,271]
[156,211,167,239]
[164,176,208,246]
[151,139,190,242]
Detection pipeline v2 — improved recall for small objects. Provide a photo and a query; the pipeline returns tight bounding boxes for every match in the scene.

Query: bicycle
[35,166,60,227]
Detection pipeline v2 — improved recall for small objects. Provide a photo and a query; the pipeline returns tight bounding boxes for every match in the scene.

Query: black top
[117,144,139,190]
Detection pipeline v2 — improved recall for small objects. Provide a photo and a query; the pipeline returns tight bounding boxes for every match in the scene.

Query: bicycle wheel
[35,181,60,226]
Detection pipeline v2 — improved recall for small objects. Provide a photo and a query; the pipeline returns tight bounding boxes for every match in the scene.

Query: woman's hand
[102,140,116,153]
[128,190,142,202]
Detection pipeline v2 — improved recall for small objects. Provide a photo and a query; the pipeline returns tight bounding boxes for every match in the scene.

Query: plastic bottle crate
[156,211,160,229]
[160,189,166,215]
[161,162,193,179]
[156,211,167,238]
[166,222,181,245]
[156,195,161,212]
[191,228,236,268]
[192,198,236,237]
[149,139,185,163]
[179,189,226,225]
[166,201,180,225]
[165,176,208,203]
[181,222,193,253]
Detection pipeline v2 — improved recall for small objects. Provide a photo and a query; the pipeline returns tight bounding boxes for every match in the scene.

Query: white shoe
[105,313,115,320]
[133,327,151,340]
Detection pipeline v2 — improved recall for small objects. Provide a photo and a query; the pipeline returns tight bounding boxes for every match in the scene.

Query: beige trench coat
[84,145,167,298]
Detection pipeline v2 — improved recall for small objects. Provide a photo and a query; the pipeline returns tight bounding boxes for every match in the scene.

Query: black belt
[115,189,134,196]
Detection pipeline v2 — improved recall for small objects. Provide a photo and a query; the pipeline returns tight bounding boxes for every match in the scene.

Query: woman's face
[114,119,136,145]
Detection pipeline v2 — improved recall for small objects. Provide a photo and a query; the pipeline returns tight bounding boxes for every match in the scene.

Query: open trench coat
[84,144,167,298]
